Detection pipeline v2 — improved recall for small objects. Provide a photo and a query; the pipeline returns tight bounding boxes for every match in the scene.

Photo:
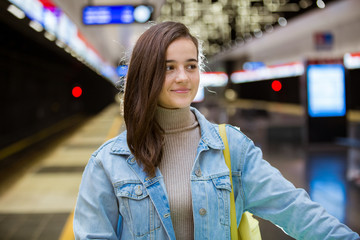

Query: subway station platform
[0,102,359,239]
[0,104,124,240]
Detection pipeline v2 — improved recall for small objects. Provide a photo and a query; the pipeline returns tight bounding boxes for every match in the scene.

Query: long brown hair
[123,21,199,177]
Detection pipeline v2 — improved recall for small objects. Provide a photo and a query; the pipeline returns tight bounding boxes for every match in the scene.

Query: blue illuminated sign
[307,64,346,117]
[82,5,152,25]
[242,62,265,71]
[116,65,128,77]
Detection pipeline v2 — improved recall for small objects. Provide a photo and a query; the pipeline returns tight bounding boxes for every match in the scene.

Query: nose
[175,67,189,83]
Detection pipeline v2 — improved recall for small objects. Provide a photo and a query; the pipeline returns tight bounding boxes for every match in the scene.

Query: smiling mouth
[172,89,190,93]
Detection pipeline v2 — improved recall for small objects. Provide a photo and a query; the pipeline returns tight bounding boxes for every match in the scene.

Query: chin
[160,97,193,109]
[169,102,191,109]
[177,102,192,108]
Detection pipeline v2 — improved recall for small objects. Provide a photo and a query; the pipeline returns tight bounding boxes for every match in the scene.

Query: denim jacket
[74,107,359,240]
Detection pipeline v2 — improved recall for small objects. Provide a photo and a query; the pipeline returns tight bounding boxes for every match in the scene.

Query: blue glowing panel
[116,65,128,77]
[242,62,265,71]
[307,64,346,117]
[83,6,135,25]
[308,152,347,223]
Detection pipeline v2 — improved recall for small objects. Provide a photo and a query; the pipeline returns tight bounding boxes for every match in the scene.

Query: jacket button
[135,186,142,196]
[199,208,207,216]
[195,169,202,177]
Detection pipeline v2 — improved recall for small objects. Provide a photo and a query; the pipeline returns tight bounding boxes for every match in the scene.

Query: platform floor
[0,104,123,240]
[0,103,359,239]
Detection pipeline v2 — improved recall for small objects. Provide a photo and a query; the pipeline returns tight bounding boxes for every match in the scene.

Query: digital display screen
[307,64,346,117]
[82,5,152,25]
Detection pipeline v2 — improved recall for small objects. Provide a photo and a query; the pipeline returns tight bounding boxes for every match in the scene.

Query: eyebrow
[166,58,198,63]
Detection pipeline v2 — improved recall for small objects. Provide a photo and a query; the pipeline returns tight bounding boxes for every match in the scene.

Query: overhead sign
[82,5,153,25]
[314,32,333,51]
[231,62,304,84]
[242,62,265,71]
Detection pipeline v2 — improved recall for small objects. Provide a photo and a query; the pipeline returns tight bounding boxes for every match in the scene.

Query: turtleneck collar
[155,106,198,134]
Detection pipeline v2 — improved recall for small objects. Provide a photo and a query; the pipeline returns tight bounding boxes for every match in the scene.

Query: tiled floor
[0,213,69,240]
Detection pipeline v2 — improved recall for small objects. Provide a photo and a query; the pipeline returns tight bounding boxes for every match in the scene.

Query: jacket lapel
[126,156,176,240]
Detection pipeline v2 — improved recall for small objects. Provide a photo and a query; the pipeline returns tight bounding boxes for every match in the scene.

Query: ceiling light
[55,40,65,48]
[7,4,25,19]
[29,20,43,32]
[278,17,287,27]
[316,0,326,9]
[44,31,56,41]
[134,5,152,23]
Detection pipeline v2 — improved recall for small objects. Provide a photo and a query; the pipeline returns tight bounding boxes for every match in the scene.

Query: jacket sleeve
[241,138,359,240]
[74,155,120,240]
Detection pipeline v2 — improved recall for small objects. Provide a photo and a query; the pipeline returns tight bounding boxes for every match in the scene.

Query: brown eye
[187,64,198,70]
[166,65,174,71]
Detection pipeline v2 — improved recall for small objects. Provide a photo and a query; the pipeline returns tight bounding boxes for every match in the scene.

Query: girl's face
[158,38,200,109]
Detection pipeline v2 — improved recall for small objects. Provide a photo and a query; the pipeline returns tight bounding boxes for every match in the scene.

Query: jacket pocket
[212,175,232,226]
[115,181,161,238]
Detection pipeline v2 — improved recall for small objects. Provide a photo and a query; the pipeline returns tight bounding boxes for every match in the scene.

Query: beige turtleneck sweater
[155,106,201,240]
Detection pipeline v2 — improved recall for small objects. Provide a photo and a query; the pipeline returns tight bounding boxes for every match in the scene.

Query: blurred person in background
[73,21,359,240]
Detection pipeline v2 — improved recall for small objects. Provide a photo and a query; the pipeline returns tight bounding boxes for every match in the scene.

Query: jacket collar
[191,107,224,150]
[110,107,224,155]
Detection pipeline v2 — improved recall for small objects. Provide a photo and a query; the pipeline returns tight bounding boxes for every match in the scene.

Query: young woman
[73,21,359,240]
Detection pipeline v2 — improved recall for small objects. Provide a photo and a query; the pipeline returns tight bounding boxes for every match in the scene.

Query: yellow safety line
[228,99,304,116]
[58,211,74,240]
[348,110,360,122]
[58,115,123,240]
[267,102,304,116]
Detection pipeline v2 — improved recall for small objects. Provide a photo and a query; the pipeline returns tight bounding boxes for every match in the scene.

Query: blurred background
[0,0,359,239]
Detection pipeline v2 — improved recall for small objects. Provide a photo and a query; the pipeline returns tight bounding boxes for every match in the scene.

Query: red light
[72,86,82,98]
[271,80,282,92]
[38,0,57,9]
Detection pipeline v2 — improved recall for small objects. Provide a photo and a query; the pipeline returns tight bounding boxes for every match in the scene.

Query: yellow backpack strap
[219,124,262,240]
[219,124,239,240]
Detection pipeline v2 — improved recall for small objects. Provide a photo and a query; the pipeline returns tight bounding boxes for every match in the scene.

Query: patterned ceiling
[158,0,337,56]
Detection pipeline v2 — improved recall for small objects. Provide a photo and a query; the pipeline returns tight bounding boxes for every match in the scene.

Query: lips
[172,88,190,93]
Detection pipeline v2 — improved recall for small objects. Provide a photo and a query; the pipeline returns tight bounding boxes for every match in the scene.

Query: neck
[155,106,197,133]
